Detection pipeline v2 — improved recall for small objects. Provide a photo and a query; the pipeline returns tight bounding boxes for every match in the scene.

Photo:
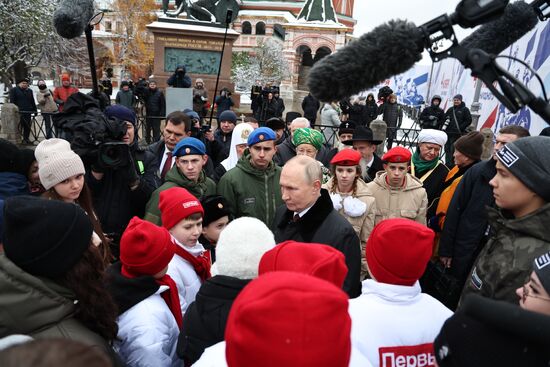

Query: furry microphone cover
[53,0,95,39]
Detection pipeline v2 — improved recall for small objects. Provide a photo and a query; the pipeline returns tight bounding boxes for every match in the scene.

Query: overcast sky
[352,0,475,64]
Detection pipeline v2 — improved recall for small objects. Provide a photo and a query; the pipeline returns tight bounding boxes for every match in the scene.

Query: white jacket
[114,286,180,367]
[348,280,452,367]
[167,240,205,315]
[193,341,374,367]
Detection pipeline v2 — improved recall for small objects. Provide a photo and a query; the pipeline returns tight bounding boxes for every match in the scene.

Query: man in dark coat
[144,80,166,144]
[444,94,472,166]
[363,93,378,127]
[274,155,361,298]
[343,126,384,183]
[167,64,192,88]
[301,92,320,125]
[377,93,403,149]
[419,95,445,130]
[439,126,530,286]
[9,78,37,144]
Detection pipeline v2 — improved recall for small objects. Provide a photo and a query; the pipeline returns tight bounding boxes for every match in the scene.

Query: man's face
[490,160,538,216]
[453,150,472,168]
[339,133,353,143]
[493,133,519,160]
[384,162,409,187]
[249,141,276,170]
[19,81,29,89]
[122,85,129,91]
[220,121,235,134]
[418,142,442,161]
[353,141,376,160]
[235,143,247,158]
[149,82,157,90]
[123,122,135,144]
[453,98,461,106]
[163,121,189,151]
[432,99,440,106]
[196,82,203,88]
[280,163,320,212]
[176,154,207,181]
[274,128,284,141]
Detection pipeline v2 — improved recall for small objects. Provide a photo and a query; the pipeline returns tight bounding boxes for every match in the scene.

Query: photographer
[144,80,166,144]
[193,78,208,120]
[87,105,159,250]
[167,65,192,88]
[255,89,279,122]
[215,88,234,120]
[419,95,445,130]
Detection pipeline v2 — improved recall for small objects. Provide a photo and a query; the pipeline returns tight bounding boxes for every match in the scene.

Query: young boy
[159,187,211,315]
[366,146,428,224]
[107,217,181,367]
[462,136,550,303]
[199,195,232,263]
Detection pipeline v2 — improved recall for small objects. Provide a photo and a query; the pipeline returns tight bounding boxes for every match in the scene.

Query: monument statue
[162,0,241,23]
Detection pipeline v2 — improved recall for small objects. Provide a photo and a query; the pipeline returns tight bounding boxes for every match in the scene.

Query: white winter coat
[167,240,204,315]
[114,286,180,367]
[348,280,452,367]
[193,341,374,367]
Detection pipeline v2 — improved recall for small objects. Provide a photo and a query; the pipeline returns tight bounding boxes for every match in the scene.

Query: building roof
[297,0,337,23]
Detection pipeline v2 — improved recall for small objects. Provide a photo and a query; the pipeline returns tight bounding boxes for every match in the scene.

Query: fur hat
[454,131,484,161]
[211,217,275,279]
[201,195,232,227]
[34,139,85,190]
[225,271,351,367]
[3,196,93,277]
[159,187,204,230]
[258,241,347,287]
[366,218,435,286]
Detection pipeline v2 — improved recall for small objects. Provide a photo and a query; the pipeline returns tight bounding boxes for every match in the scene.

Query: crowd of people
[2,70,550,366]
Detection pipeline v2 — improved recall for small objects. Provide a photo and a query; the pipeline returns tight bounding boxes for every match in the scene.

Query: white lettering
[382,353,395,367]
[418,353,427,367]
[396,355,406,367]
[406,355,417,367]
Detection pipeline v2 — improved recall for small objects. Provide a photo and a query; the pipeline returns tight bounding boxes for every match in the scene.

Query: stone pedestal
[147,19,241,108]
[0,103,21,143]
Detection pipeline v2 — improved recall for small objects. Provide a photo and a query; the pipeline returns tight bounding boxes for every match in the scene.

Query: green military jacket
[217,150,283,229]
[462,203,550,303]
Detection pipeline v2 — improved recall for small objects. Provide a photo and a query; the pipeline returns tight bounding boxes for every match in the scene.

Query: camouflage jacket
[462,203,550,304]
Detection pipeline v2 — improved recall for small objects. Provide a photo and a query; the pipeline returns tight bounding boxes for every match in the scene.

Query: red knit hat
[225,272,351,367]
[159,187,204,230]
[120,217,175,277]
[258,241,347,287]
[330,149,361,166]
[382,146,412,163]
[366,218,434,286]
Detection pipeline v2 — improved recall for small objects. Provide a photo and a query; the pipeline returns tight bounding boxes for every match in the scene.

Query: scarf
[174,243,212,282]
[412,149,439,176]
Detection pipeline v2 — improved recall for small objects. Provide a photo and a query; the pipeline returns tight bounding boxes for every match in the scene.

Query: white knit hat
[211,217,276,279]
[35,138,85,190]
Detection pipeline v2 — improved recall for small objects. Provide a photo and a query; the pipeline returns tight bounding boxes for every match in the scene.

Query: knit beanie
[225,271,351,367]
[453,94,463,101]
[34,139,85,190]
[159,187,204,230]
[366,218,435,286]
[104,105,136,125]
[0,139,28,175]
[434,294,550,367]
[533,251,550,294]
[495,136,550,202]
[454,131,484,161]
[219,110,237,124]
[211,217,276,279]
[200,195,232,227]
[258,241,347,287]
[3,196,93,277]
[120,217,175,277]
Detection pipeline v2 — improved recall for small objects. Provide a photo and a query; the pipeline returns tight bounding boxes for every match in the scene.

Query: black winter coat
[86,146,160,240]
[302,94,320,122]
[439,159,496,280]
[363,101,378,126]
[177,275,250,364]
[419,105,445,129]
[377,102,403,128]
[273,189,361,298]
[348,104,365,125]
[444,102,472,134]
[9,86,37,113]
[145,89,166,116]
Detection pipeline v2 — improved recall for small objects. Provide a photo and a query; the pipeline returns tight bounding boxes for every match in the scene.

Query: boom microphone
[459,1,539,55]
[307,20,424,102]
[53,0,95,39]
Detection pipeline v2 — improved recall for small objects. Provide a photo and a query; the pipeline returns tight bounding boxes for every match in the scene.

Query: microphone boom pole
[84,23,99,98]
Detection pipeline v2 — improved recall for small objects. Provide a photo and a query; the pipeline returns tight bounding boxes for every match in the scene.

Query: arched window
[255,22,266,35]
[241,21,252,34]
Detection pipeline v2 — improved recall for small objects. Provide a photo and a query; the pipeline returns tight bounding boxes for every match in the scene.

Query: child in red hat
[159,187,211,315]
[366,146,428,225]
[106,216,182,367]
[349,218,452,367]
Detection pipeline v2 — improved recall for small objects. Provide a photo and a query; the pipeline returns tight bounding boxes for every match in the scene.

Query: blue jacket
[0,172,30,200]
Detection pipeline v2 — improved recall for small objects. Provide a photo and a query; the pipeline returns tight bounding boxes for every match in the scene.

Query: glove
[125,151,140,188]
[428,115,436,120]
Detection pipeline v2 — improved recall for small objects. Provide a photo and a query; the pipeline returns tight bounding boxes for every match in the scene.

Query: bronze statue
[162,0,240,23]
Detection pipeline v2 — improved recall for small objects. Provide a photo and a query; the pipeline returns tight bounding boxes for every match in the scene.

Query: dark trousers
[445,133,460,167]
[145,117,162,144]
[42,113,54,138]
[386,126,397,150]
[20,113,32,142]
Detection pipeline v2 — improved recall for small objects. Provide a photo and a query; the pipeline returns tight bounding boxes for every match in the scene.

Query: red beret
[382,146,412,163]
[330,149,361,166]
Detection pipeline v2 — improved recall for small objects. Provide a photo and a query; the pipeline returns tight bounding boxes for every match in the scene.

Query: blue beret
[104,105,136,125]
[247,127,276,146]
[173,137,206,156]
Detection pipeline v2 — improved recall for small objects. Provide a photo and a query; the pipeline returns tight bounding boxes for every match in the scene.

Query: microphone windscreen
[459,1,538,55]
[53,0,95,39]
[307,20,424,102]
